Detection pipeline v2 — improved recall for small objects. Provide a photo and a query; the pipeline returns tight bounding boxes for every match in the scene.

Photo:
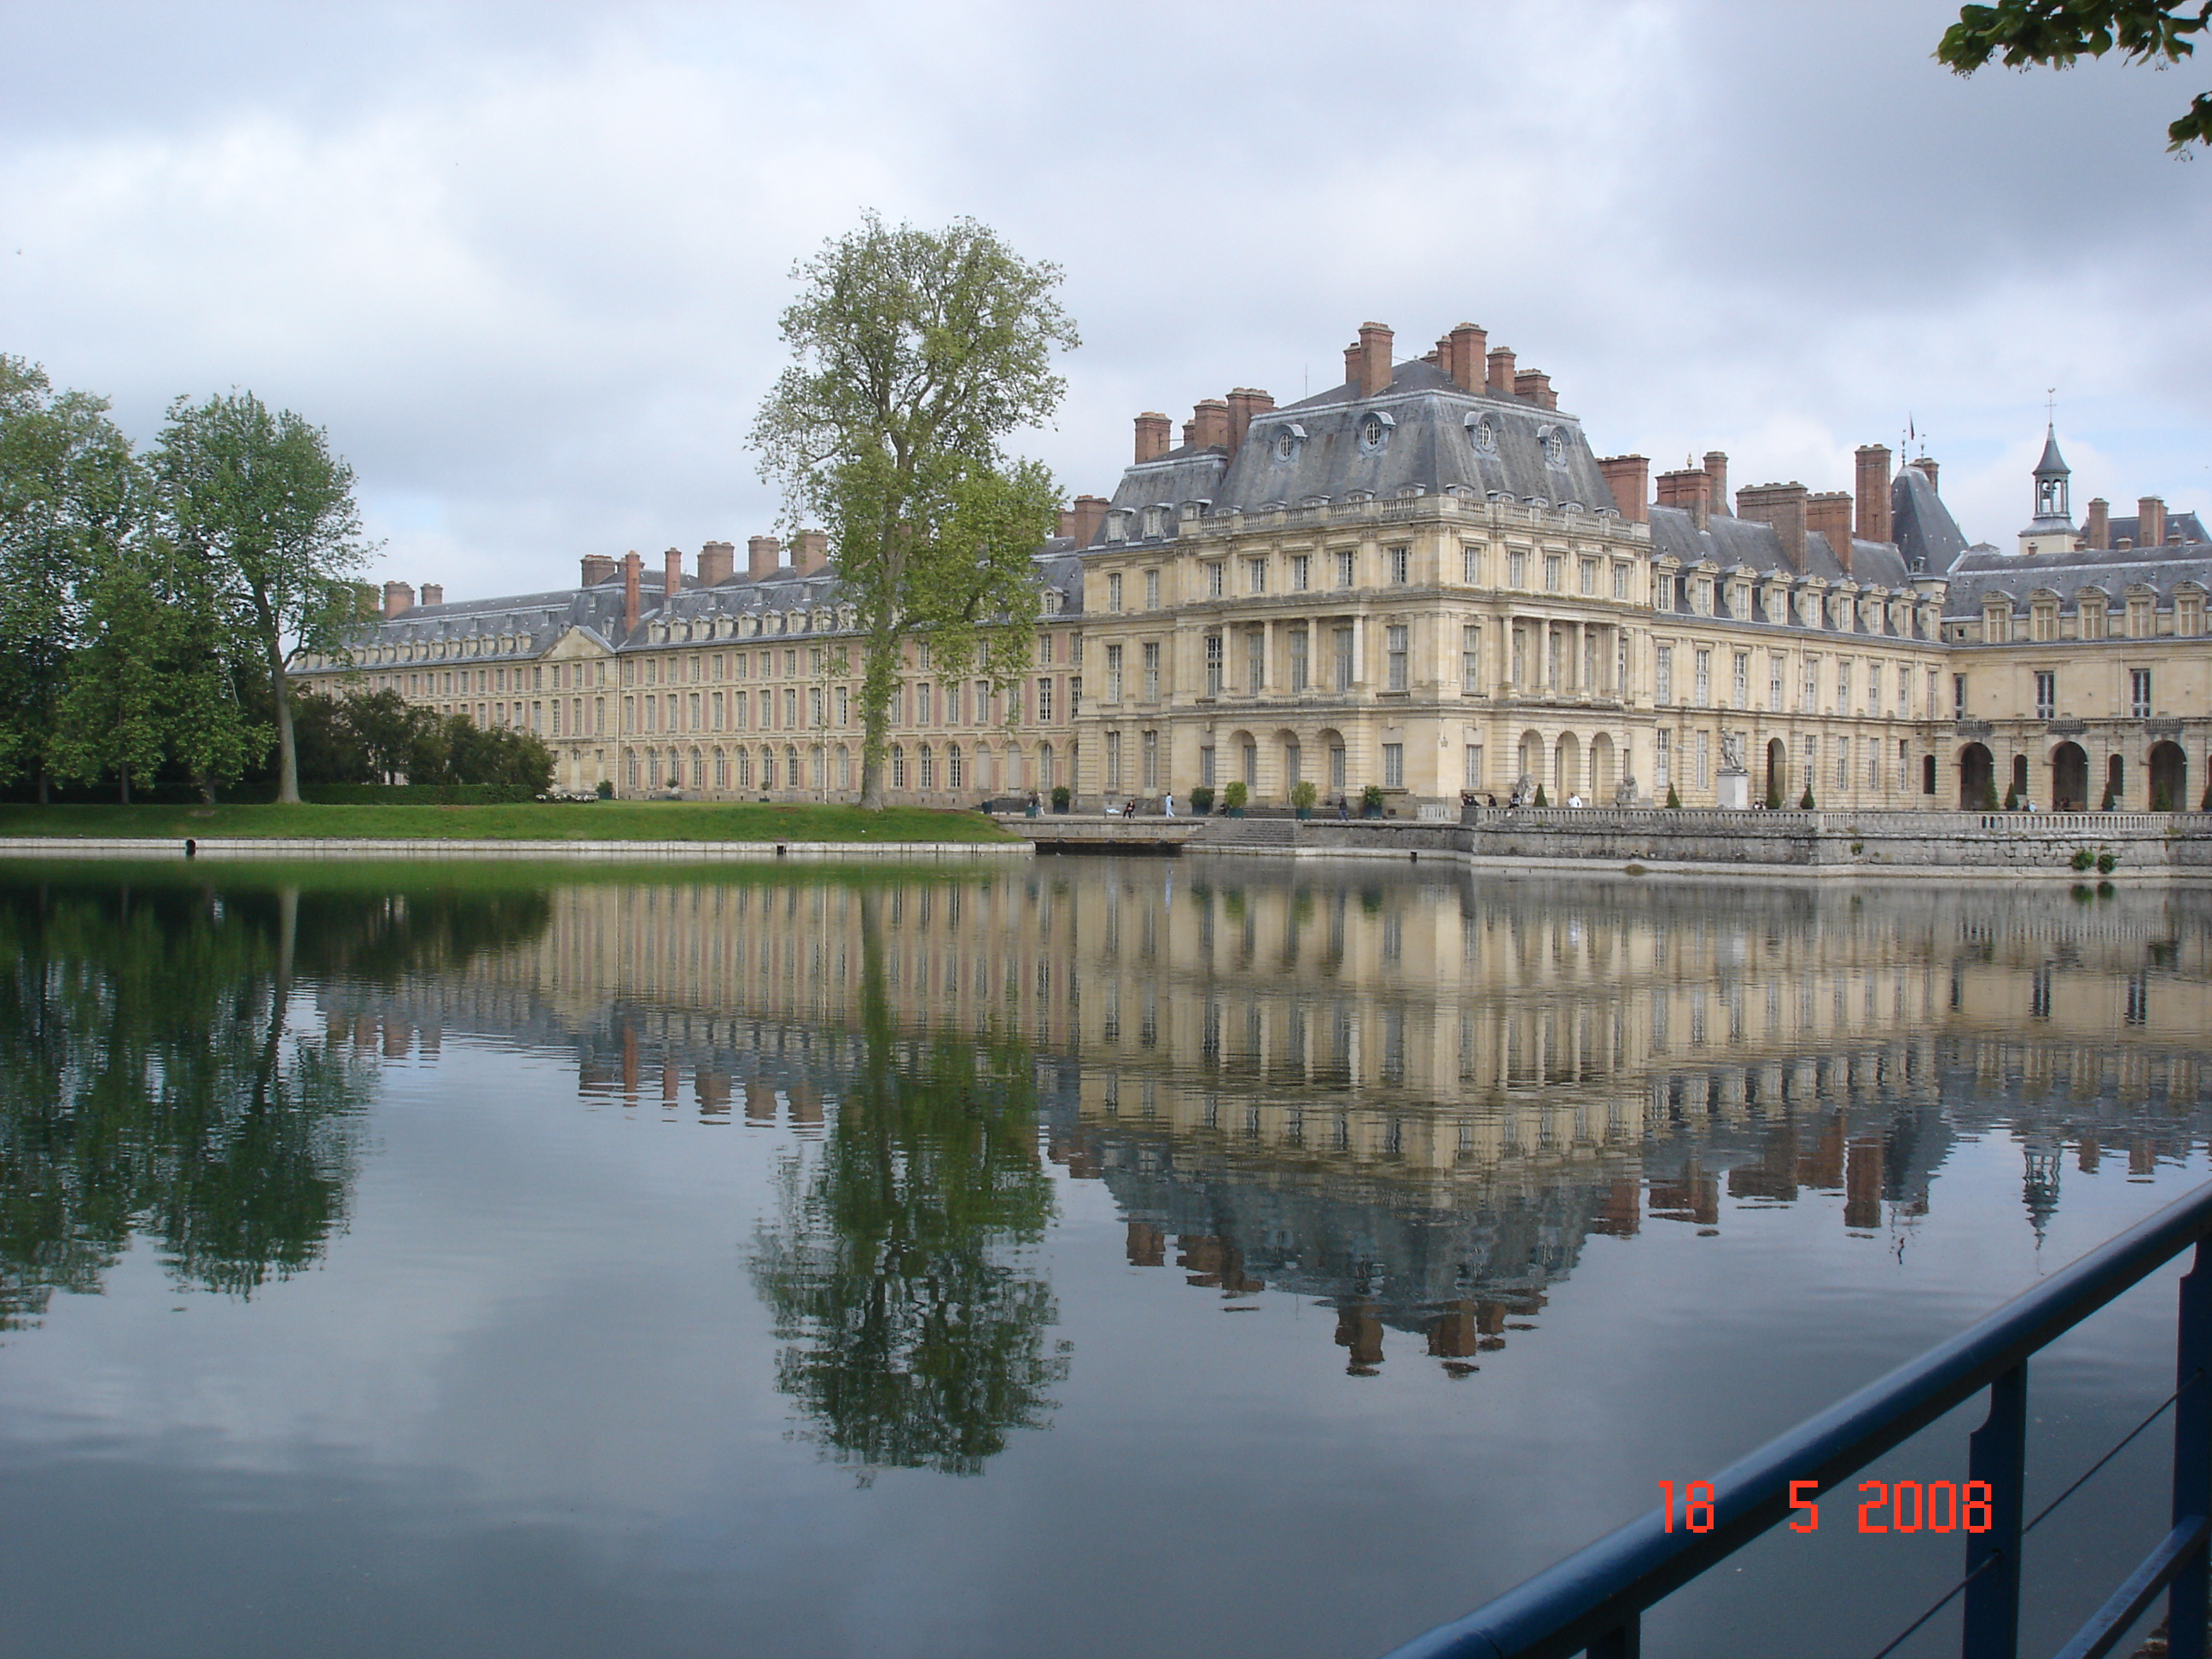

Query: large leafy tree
[153,392,373,804]
[1939,2,2212,149]
[50,550,172,802]
[0,358,141,801]
[751,214,1076,809]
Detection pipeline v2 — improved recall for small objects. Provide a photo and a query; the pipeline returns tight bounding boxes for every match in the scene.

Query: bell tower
[2021,423,2075,556]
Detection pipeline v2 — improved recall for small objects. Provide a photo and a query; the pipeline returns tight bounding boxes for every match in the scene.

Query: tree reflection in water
[0,869,552,1329]
[752,889,1068,1478]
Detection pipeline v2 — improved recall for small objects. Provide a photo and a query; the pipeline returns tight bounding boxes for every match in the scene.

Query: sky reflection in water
[0,857,2205,1659]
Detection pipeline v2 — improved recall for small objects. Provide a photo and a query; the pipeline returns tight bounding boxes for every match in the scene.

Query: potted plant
[1291,779,1318,819]
[1190,784,1215,817]
[1051,785,1072,814]
[1666,784,1681,809]
[2100,783,2118,810]
[1764,779,1780,810]
[1799,787,1815,810]
[595,779,614,800]
[1223,781,1248,817]
[1361,783,1386,818]
[2003,785,2018,812]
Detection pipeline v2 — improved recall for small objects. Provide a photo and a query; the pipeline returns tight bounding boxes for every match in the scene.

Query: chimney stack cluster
[419,584,444,607]
[1655,466,1713,531]
[1806,490,1854,575]
[794,530,830,575]
[1513,370,1557,410]
[1435,323,1487,392]
[1597,455,1650,523]
[697,540,735,585]
[747,536,783,580]
[1735,482,1811,562]
[581,553,617,587]
[622,551,643,632]
[1183,398,1231,451]
[1133,411,1172,463]
[1703,451,1729,516]
[1062,494,1109,546]
[1854,445,1891,545]
[381,580,415,620]
[2086,498,2110,550]
[663,548,684,608]
[2139,496,2168,550]
[1225,387,1276,453]
[1486,346,1515,393]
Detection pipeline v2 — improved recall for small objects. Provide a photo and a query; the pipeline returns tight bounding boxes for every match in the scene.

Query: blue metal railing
[1379,1181,2212,1659]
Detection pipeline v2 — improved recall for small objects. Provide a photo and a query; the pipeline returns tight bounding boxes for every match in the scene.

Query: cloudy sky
[3,0,2207,600]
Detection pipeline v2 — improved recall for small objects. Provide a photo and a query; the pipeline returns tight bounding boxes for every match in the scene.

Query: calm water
[3,857,2209,1659]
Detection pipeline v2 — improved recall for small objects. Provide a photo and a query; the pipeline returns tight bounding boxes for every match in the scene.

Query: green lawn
[0,801,1018,844]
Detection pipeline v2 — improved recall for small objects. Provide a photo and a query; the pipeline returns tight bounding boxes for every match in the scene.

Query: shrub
[2101,784,2118,810]
[1190,784,1215,816]
[597,779,614,800]
[1290,779,1318,810]
[2153,786,2174,812]
[2069,847,2096,870]
[1361,783,1385,812]
[1051,784,1071,810]
[1764,780,1781,810]
[1533,784,1549,808]
[2003,785,2018,811]
[2097,849,2118,875]
[1223,780,1249,810]
[1665,784,1681,809]
[1800,788,1815,810]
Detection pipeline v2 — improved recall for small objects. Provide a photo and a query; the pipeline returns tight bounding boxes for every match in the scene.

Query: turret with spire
[2020,422,2076,556]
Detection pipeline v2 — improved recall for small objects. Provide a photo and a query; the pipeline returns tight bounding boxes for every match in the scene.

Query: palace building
[295,317,2209,813]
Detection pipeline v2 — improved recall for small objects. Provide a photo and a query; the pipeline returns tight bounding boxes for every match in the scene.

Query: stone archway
[1516,730,1545,800]
[1590,733,1616,801]
[1277,729,1304,798]
[1766,738,1788,808]
[1554,731,1582,800]
[1959,742,1994,810]
[2051,742,2088,812]
[2150,741,2188,811]
[1318,728,1348,800]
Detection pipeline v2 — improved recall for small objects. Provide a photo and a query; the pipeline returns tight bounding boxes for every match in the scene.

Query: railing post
[2170,1243,2212,1659]
[1963,1363,2028,1659]
[1588,1614,1639,1658]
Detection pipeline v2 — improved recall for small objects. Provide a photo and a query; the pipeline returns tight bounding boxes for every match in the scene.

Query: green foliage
[750,214,1078,807]
[1223,780,1249,810]
[1938,1,2212,150]
[2153,785,2174,810]
[1800,787,1816,809]
[1290,778,1318,810]
[153,391,373,804]
[2005,784,2020,810]
[2070,847,2098,870]
[1533,784,1549,808]
[2102,783,2119,809]
[1189,784,1214,816]
[1051,784,1071,810]
[0,801,1020,843]
[1667,784,1682,809]
[2098,848,2119,874]
[1765,779,1782,809]
[1361,783,1386,812]
[597,778,614,800]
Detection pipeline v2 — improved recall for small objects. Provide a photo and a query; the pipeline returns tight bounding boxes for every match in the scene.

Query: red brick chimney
[1068,494,1109,546]
[1908,456,1940,494]
[1736,482,1810,562]
[2085,498,2110,550]
[1486,346,1516,393]
[1598,455,1650,523]
[1225,387,1274,457]
[1134,411,1172,463]
[621,551,643,632]
[1853,445,1891,544]
[662,548,684,608]
[1513,370,1557,410]
[1806,491,1854,575]
[794,530,830,575]
[1358,322,1394,396]
[419,584,444,607]
[1703,451,1729,518]
[1443,323,1487,393]
[381,580,415,619]
[580,554,617,587]
[1187,398,1231,451]
[1656,468,1712,530]
[747,536,782,580]
[2139,496,2168,550]
[697,541,735,585]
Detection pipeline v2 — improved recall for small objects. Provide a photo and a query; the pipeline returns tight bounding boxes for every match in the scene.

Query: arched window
[948,743,963,789]
[690,748,703,789]
[626,749,638,789]
[760,747,776,789]
[919,744,935,789]
[786,745,799,789]
[736,748,752,789]
[891,744,906,789]
[1039,742,1055,789]
[713,748,727,789]
[835,743,852,790]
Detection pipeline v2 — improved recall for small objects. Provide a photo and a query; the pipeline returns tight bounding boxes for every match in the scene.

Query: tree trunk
[197,773,217,806]
[119,761,131,806]
[263,627,302,805]
[34,768,48,806]
[859,701,888,810]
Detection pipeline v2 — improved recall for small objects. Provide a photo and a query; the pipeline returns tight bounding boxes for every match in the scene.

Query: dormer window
[1139,504,1170,539]
[1357,411,1395,454]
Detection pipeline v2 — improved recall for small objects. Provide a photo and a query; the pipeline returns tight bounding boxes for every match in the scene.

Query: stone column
[1261,618,1274,693]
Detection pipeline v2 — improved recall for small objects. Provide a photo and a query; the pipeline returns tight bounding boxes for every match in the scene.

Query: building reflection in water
[329,861,2212,1406]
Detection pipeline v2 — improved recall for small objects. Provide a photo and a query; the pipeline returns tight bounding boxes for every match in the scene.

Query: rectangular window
[1836,738,1849,793]
[1655,645,1674,704]
[1508,550,1528,588]
[1544,555,1563,592]
[1334,627,1354,691]
[2034,670,2056,720]
[1464,744,1483,790]
[1732,652,1749,708]
[732,691,747,729]
[1144,569,1160,610]
[1612,562,1629,600]
[1142,641,1160,701]
[1836,659,1853,716]
[1693,648,1711,707]
[689,692,701,729]
[1068,675,1081,715]
[784,688,797,729]
[1291,554,1311,591]
[1036,677,1053,722]
[1108,572,1123,612]
[1247,556,1267,595]
[1246,630,1264,693]
[1199,745,1215,786]
[1388,546,1410,584]
[1289,629,1309,692]
[1463,544,1482,585]
[1141,729,1158,789]
[1335,550,1355,589]
[1204,634,1223,696]
[1106,731,1122,789]
[1953,673,1967,719]
[811,687,825,728]
[1580,556,1598,595]
[1386,624,1409,691]
[1805,657,1820,713]
[1462,624,1481,692]
[1382,742,1404,789]
[916,683,932,725]
[1207,562,1225,598]
[709,691,723,731]
[1038,634,1052,665]
[2132,668,2153,718]
[1866,663,1883,713]
[1105,643,1123,703]
[836,686,849,725]
[1655,730,1671,789]
[1696,731,1710,790]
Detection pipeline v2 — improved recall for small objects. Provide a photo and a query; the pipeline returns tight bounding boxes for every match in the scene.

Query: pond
[0,856,2206,1659]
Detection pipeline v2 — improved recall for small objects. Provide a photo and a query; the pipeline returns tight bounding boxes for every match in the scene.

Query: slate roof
[1098,358,1621,542]
[2098,510,2209,549]
[1942,539,2212,618]
[1893,465,1968,575]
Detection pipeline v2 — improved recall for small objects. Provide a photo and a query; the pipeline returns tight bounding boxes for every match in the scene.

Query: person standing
[1163,792,1176,818]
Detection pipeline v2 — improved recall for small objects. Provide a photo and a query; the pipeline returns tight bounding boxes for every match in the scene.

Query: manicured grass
[0,801,1018,844]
